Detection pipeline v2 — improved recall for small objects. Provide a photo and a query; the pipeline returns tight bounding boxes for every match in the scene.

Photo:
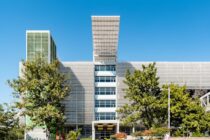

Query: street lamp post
[168,87,170,137]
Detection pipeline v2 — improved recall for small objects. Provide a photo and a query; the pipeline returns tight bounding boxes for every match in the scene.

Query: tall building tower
[91,16,120,140]
[25,30,57,139]
[92,16,120,64]
[26,30,56,62]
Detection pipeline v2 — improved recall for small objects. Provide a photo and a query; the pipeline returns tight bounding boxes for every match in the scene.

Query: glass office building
[22,16,210,140]
[26,30,56,63]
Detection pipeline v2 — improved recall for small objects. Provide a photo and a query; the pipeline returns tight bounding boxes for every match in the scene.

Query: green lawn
[80,138,92,140]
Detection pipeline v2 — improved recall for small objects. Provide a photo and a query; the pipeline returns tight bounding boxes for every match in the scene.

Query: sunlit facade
[23,16,210,140]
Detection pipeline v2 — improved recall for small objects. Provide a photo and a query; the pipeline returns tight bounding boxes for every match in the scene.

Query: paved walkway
[170,137,210,140]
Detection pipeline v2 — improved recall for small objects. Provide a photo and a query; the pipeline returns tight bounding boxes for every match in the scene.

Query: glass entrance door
[95,124,116,140]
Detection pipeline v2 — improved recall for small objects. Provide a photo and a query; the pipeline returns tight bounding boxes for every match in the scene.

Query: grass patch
[80,138,92,140]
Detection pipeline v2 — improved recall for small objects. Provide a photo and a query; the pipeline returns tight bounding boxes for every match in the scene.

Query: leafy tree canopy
[117,63,166,129]
[161,84,210,136]
[0,103,24,139]
[8,58,70,134]
[118,63,210,136]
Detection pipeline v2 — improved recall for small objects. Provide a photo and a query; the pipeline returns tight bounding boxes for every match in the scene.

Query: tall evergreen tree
[8,58,70,135]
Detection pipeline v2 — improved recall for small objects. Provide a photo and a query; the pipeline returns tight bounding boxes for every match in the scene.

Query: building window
[95,112,116,120]
[95,87,115,95]
[27,32,49,62]
[95,65,116,71]
[95,76,116,82]
[95,100,116,108]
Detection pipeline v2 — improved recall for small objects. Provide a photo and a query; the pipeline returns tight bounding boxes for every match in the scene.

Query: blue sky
[0,0,210,103]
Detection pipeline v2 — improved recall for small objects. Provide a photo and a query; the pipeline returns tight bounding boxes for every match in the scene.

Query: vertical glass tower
[25,30,57,139]
[26,30,56,63]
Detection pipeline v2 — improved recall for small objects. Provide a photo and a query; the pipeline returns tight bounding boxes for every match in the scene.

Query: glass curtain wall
[27,32,49,62]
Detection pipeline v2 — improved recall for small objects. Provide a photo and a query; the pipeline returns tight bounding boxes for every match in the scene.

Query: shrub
[134,130,155,136]
[66,129,81,140]
[134,127,169,137]
[110,135,116,140]
[192,131,204,137]
[111,132,127,140]
[151,127,169,136]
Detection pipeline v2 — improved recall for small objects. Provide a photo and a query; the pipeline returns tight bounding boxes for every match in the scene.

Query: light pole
[168,86,170,137]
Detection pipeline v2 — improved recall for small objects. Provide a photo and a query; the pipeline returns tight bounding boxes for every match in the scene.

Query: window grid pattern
[95,65,116,71]
[27,31,56,63]
[95,112,116,120]
[95,100,116,108]
[50,36,57,62]
[61,62,94,124]
[95,76,116,82]
[27,32,48,62]
[94,64,117,121]
[95,87,116,95]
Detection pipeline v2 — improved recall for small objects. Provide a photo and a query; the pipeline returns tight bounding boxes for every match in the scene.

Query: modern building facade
[23,16,210,140]
[25,31,57,140]
[26,30,56,63]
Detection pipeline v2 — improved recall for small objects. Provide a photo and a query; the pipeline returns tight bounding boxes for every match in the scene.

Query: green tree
[8,58,70,135]
[117,63,166,129]
[118,63,210,136]
[0,103,24,140]
[161,84,210,136]
[66,129,81,140]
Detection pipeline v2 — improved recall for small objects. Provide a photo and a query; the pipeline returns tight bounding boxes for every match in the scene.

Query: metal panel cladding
[92,16,120,64]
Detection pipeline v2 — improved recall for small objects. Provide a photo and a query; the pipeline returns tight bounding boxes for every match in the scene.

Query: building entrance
[95,123,115,140]
[92,120,119,140]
